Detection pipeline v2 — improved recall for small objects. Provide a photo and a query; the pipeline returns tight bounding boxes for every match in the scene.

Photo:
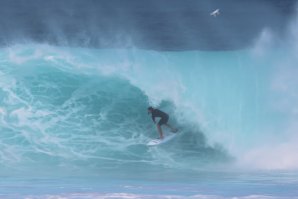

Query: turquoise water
[0,43,298,198]
[1,0,298,198]
[1,172,298,198]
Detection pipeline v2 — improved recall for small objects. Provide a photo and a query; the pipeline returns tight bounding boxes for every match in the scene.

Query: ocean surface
[0,0,298,198]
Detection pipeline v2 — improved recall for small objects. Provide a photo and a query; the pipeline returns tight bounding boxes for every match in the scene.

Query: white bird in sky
[210,9,220,17]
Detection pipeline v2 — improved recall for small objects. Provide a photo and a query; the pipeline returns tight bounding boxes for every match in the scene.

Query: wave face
[1,35,298,175]
[0,45,233,176]
[0,0,298,176]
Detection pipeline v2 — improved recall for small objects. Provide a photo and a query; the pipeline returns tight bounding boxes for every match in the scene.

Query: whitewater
[1,0,298,198]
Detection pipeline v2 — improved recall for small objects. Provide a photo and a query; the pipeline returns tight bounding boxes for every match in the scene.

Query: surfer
[147,107,178,139]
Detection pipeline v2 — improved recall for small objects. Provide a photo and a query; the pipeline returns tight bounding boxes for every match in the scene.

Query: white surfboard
[147,133,177,146]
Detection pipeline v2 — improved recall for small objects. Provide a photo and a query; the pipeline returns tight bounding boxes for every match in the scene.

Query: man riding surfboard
[147,107,178,139]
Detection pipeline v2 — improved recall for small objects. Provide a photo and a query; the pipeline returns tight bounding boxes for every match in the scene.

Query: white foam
[21,193,297,199]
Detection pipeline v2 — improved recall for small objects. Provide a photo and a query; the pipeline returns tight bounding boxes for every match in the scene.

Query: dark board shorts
[158,116,169,126]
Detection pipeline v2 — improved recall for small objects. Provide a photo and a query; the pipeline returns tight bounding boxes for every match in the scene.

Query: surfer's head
[147,106,154,114]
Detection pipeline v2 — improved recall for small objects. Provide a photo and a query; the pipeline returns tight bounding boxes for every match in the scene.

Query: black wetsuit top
[151,109,169,125]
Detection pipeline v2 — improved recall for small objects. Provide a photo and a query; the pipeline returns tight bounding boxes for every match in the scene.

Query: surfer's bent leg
[157,124,163,139]
[157,117,168,139]
[162,116,178,133]
[165,124,178,133]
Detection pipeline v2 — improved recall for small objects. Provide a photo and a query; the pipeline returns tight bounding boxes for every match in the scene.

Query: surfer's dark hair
[147,106,154,111]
